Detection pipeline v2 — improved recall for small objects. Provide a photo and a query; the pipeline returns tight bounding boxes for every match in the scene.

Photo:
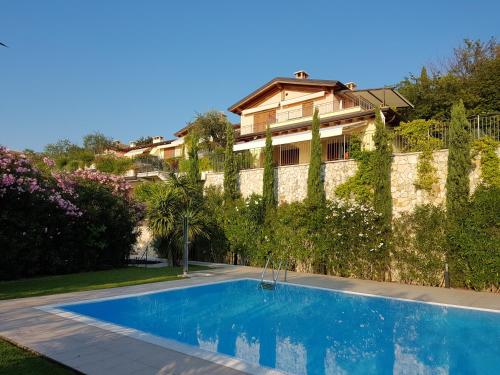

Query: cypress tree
[262,124,276,211]
[186,131,200,185]
[446,100,471,219]
[307,108,324,206]
[372,107,393,227]
[223,122,239,201]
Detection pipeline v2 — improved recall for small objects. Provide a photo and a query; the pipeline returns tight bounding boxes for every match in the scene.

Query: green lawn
[0,265,208,300]
[0,338,75,375]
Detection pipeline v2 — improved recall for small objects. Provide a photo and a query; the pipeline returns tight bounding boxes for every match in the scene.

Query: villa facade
[228,71,412,169]
[107,71,412,182]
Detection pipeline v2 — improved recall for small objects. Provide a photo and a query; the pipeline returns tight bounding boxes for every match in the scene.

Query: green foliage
[184,130,201,185]
[306,109,324,206]
[262,125,276,212]
[0,338,72,375]
[133,136,153,146]
[94,155,133,174]
[472,136,500,187]
[192,110,229,152]
[222,194,265,265]
[265,200,386,278]
[372,109,393,225]
[415,150,438,191]
[223,121,240,201]
[334,136,374,202]
[448,186,500,290]
[446,100,471,219]
[398,38,499,120]
[142,176,207,265]
[0,153,141,280]
[82,132,113,154]
[44,139,79,156]
[392,205,447,286]
[395,119,443,191]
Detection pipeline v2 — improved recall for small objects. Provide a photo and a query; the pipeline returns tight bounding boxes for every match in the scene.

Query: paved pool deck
[1,263,499,375]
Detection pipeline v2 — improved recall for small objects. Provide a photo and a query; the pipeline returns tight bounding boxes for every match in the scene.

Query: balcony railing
[243,96,374,134]
[207,135,356,172]
[392,114,500,152]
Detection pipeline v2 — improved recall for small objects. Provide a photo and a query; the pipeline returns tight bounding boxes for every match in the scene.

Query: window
[253,110,276,132]
[302,101,314,117]
[280,144,300,165]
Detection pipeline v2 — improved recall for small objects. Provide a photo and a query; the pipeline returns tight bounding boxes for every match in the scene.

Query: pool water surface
[56,279,500,375]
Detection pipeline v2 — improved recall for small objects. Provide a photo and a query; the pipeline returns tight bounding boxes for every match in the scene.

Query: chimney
[345,82,357,90]
[294,70,309,80]
[152,136,164,144]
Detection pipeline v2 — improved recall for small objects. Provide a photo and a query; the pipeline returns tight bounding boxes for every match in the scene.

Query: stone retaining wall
[205,149,485,214]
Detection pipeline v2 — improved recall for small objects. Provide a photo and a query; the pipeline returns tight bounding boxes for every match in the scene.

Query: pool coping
[1,265,499,374]
[36,277,500,375]
[38,278,282,375]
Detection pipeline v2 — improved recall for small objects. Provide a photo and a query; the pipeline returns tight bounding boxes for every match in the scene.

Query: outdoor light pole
[182,215,189,277]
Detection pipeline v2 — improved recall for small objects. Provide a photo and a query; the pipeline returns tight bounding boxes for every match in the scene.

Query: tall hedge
[262,125,276,212]
[372,108,393,225]
[223,122,239,201]
[186,131,201,185]
[307,108,324,206]
[446,100,471,219]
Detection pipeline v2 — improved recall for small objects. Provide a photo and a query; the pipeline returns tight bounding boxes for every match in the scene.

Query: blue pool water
[61,279,500,374]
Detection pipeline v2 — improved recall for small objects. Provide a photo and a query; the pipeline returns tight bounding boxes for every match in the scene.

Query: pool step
[260,280,276,290]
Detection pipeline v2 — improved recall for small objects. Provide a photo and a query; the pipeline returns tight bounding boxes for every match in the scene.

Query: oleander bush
[0,147,143,280]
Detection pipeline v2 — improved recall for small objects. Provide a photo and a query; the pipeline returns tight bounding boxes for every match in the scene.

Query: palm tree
[147,175,208,267]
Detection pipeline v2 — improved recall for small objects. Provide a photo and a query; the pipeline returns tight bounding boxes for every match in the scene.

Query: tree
[262,125,276,212]
[193,110,229,152]
[44,139,79,156]
[398,38,499,120]
[185,130,201,186]
[306,108,324,206]
[83,132,113,154]
[372,108,393,280]
[133,136,153,146]
[446,100,471,219]
[223,121,239,201]
[372,108,393,225]
[146,175,208,266]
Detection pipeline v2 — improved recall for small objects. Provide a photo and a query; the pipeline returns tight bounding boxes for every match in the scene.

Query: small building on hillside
[228,71,413,169]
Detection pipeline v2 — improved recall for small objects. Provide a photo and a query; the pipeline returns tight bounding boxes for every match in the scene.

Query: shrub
[392,205,447,286]
[334,136,374,202]
[448,185,500,290]
[472,136,500,187]
[0,148,142,280]
[266,200,384,278]
[94,155,133,174]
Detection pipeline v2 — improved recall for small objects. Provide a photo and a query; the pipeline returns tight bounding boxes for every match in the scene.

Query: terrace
[240,95,374,135]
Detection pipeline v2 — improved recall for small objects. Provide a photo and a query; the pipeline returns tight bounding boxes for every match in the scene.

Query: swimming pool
[44,279,500,374]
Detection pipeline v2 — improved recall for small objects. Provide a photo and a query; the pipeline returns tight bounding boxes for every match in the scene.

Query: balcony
[241,96,374,135]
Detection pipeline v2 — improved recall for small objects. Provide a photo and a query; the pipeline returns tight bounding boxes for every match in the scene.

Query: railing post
[477,115,480,139]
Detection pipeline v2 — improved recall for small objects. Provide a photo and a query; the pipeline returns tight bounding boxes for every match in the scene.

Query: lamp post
[182,215,189,277]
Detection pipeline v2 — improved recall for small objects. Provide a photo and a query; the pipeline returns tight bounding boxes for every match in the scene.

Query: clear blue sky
[1,0,499,151]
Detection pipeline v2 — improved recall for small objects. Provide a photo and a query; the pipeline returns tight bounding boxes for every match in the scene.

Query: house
[228,71,413,169]
[104,71,413,181]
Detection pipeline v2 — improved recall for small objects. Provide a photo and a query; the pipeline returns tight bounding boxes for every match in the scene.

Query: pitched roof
[228,77,348,114]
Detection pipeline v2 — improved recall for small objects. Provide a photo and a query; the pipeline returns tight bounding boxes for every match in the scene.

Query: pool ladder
[260,256,287,290]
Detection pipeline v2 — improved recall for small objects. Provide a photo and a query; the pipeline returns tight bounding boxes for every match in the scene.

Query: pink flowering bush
[0,147,143,280]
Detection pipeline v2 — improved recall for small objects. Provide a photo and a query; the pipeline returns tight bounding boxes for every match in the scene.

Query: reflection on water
[63,280,500,375]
